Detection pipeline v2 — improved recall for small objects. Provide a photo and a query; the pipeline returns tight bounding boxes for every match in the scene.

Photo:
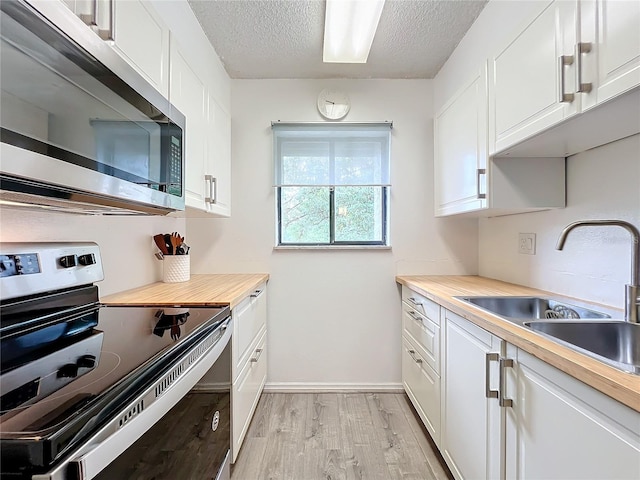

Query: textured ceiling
[187,0,488,79]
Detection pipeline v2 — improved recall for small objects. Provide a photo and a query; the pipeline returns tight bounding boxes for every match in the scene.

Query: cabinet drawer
[402,336,441,445]
[402,304,440,374]
[232,331,267,462]
[402,286,439,322]
[233,284,267,372]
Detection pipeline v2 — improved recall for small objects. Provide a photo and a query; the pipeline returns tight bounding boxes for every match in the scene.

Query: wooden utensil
[153,234,169,255]
[163,234,173,255]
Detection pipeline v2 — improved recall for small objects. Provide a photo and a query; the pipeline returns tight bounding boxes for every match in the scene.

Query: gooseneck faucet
[556,220,640,323]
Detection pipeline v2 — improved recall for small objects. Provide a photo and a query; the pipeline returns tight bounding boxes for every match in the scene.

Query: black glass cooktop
[0,303,229,473]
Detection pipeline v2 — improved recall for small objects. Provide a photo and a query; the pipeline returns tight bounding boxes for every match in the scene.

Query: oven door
[31,317,231,480]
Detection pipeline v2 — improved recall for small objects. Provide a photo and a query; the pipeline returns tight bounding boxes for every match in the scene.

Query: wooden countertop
[101,273,269,309]
[396,275,640,412]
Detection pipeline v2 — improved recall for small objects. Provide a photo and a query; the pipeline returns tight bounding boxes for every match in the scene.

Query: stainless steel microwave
[0,0,185,215]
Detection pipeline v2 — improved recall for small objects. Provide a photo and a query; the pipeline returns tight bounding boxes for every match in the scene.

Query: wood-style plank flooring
[231,393,452,480]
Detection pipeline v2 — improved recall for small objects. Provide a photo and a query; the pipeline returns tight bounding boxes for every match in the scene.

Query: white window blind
[272,122,391,247]
[273,123,391,188]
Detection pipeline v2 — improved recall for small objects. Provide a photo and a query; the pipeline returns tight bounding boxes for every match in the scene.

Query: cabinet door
[504,345,640,480]
[169,41,208,210]
[111,0,169,97]
[206,97,232,216]
[580,0,640,110]
[442,310,503,480]
[434,66,487,216]
[490,0,579,153]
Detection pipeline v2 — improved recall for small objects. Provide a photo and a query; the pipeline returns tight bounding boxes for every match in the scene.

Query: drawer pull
[250,290,263,298]
[250,348,264,363]
[408,311,422,323]
[408,297,422,307]
[408,349,422,364]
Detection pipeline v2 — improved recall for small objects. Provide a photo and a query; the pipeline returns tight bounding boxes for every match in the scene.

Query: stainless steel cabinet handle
[575,42,592,93]
[97,0,114,41]
[408,349,422,364]
[212,176,218,204]
[485,353,499,399]
[499,357,514,407]
[250,348,263,363]
[79,0,97,26]
[250,289,263,298]
[408,297,422,307]
[407,310,422,322]
[476,168,486,199]
[558,54,575,103]
[204,174,213,203]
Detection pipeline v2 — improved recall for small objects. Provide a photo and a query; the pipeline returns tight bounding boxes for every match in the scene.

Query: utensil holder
[163,255,190,283]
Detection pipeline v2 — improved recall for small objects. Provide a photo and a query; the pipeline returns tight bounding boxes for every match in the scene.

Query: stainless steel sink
[457,296,611,321]
[524,321,640,374]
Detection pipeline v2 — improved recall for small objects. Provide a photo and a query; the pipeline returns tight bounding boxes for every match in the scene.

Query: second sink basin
[524,321,640,374]
[458,296,611,320]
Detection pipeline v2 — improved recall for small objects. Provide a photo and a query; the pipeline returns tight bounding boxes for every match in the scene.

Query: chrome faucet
[556,220,640,323]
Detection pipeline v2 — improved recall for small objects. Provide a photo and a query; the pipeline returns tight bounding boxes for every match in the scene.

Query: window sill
[274,245,392,251]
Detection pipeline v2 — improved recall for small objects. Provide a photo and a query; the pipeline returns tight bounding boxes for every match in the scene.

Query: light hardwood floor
[231,393,452,480]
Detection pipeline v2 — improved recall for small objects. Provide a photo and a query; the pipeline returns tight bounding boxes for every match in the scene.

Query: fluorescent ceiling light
[323,0,386,63]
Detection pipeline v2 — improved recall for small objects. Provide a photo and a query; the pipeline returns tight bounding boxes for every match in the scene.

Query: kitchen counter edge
[101,273,270,309]
[396,275,640,412]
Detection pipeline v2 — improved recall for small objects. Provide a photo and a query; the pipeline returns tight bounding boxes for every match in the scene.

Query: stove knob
[57,363,79,378]
[78,253,96,266]
[76,355,96,368]
[59,255,77,268]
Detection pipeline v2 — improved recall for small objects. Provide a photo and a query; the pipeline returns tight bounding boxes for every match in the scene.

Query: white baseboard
[263,382,404,393]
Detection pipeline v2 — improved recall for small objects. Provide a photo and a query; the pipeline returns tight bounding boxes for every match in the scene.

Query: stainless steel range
[0,243,231,480]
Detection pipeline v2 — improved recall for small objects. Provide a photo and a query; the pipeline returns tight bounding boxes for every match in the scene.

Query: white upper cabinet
[110,0,170,98]
[489,0,640,157]
[434,64,566,217]
[169,41,208,210]
[62,0,170,98]
[435,66,488,216]
[206,98,232,216]
[489,0,579,154]
[170,40,232,217]
[580,0,640,109]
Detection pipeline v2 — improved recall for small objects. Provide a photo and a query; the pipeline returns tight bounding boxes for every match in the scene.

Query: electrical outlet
[518,233,536,255]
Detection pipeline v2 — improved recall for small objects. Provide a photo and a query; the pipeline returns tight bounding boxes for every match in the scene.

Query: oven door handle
[33,318,232,480]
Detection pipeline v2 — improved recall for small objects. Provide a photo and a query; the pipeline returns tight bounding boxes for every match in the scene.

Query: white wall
[187,79,478,390]
[480,134,640,311]
[0,208,185,296]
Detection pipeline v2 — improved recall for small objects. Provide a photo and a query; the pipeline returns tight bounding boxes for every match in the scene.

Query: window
[273,123,391,246]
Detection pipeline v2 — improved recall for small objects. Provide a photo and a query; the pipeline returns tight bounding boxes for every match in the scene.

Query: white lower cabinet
[402,336,441,443]
[441,309,503,480]
[504,344,640,480]
[232,329,266,461]
[400,288,640,480]
[401,287,442,444]
[231,283,268,462]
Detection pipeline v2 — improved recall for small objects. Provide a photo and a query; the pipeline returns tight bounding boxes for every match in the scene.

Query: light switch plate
[518,233,536,255]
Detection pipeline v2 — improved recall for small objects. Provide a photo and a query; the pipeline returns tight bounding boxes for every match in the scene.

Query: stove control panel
[0,253,40,277]
[0,242,103,301]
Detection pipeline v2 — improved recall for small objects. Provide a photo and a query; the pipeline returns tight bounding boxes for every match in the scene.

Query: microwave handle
[96,0,114,41]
